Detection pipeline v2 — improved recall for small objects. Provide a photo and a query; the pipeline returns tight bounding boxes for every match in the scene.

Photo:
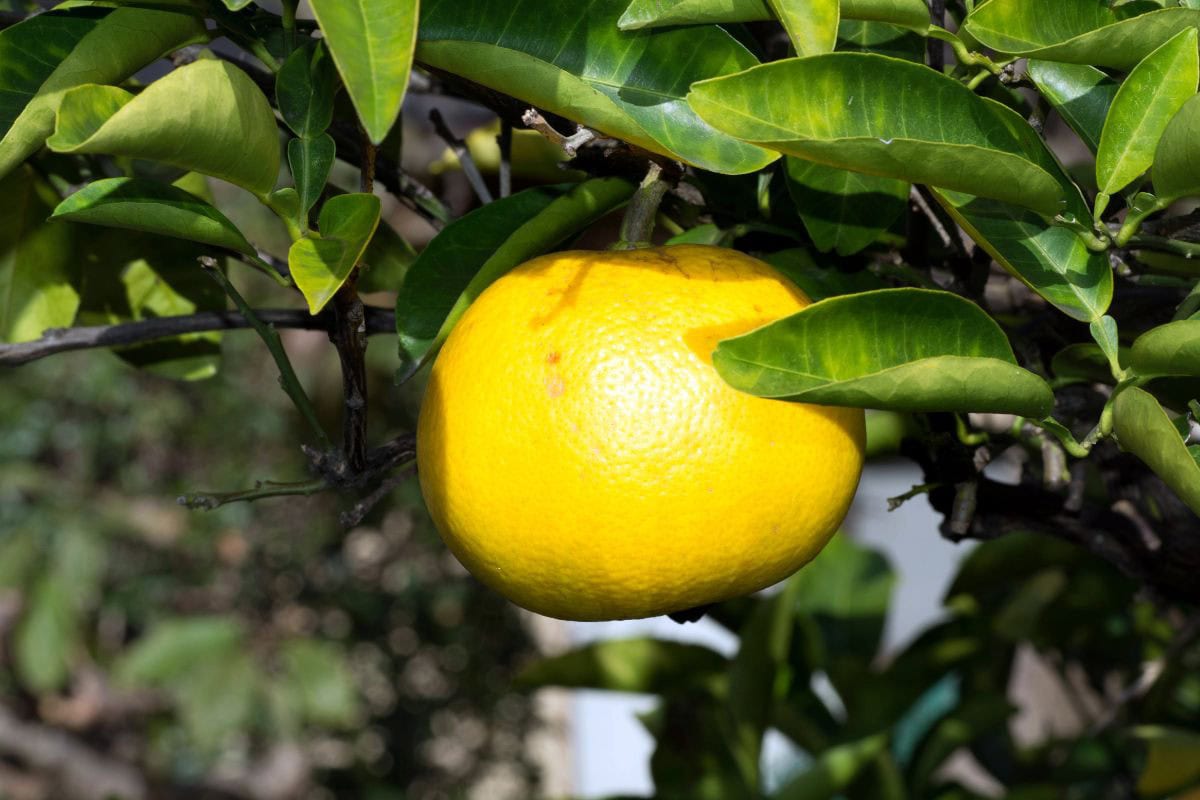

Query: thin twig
[497,119,513,198]
[200,257,333,451]
[909,185,961,253]
[178,478,327,511]
[430,108,494,204]
[0,307,395,367]
[521,109,596,157]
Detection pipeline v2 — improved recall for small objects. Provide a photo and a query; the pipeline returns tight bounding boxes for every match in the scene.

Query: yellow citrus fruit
[417,245,865,621]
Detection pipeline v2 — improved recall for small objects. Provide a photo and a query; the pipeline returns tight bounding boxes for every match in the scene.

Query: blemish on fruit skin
[545,374,565,398]
[546,351,561,364]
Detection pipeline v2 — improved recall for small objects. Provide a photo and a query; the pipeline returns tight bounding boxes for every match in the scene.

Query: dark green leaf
[276,40,336,139]
[1112,386,1200,516]
[282,639,360,728]
[1130,320,1200,378]
[1096,28,1198,202]
[836,18,926,60]
[785,157,908,256]
[0,166,78,343]
[289,192,381,313]
[516,637,727,692]
[931,101,1112,322]
[47,60,281,197]
[713,288,1055,416]
[1051,343,1121,384]
[688,54,1063,215]
[309,0,417,144]
[416,0,776,174]
[396,177,633,380]
[1026,60,1118,154]
[14,574,77,694]
[0,7,206,180]
[75,230,226,381]
[964,0,1200,71]
[765,249,888,300]
[52,177,256,256]
[618,0,930,32]
[288,134,336,215]
[358,220,416,293]
[1153,94,1200,204]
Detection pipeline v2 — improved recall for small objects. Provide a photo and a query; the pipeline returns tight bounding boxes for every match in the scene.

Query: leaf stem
[281,0,298,55]
[199,257,333,450]
[1115,193,1167,246]
[612,162,669,250]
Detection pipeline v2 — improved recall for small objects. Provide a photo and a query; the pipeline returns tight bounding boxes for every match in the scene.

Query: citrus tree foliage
[0,0,1199,797]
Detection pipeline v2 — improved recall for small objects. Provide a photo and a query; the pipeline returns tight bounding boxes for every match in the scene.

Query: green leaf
[516,637,728,692]
[618,0,930,32]
[687,53,1064,215]
[14,574,77,694]
[773,733,888,799]
[727,577,805,789]
[115,616,243,686]
[1026,60,1119,154]
[1089,314,1121,377]
[177,652,258,750]
[790,534,894,621]
[1051,343,1121,384]
[309,0,417,144]
[75,231,226,381]
[765,249,888,300]
[358,219,416,293]
[1153,93,1200,204]
[288,134,336,215]
[1130,319,1200,378]
[416,0,776,175]
[837,18,926,61]
[282,639,360,728]
[1112,387,1200,516]
[276,40,336,139]
[713,288,1055,416]
[0,166,78,343]
[785,157,908,256]
[396,177,634,380]
[52,177,256,256]
[1096,28,1198,203]
[931,101,1112,323]
[289,193,381,313]
[0,6,206,181]
[963,0,1200,71]
[771,0,840,55]
[1134,726,1200,796]
[47,60,280,197]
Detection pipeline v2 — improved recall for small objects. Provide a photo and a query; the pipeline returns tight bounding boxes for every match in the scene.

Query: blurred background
[3,6,1200,799]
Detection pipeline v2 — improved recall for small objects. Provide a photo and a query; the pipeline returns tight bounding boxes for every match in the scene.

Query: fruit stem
[612,161,669,250]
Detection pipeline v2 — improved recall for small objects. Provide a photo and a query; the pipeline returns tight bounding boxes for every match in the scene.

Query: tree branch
[430,107,494,204]
[0,307,396,367]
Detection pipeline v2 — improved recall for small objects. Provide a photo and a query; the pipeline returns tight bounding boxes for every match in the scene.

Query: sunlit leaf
[52,177,256,256]
[1153,94,1200,204]
[416,0,776,174]
[1026,60,1118,154]
[0,6,206,181]
[687,53,1063,214]
[964,0,1200,71]
[289,193,381,313]
[714,288,1055,416]
[1112,387,1200,516]
[309,0,418,144]
[618,0,930,32]
[1096,28,1198,203]
[47,60,280,197]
